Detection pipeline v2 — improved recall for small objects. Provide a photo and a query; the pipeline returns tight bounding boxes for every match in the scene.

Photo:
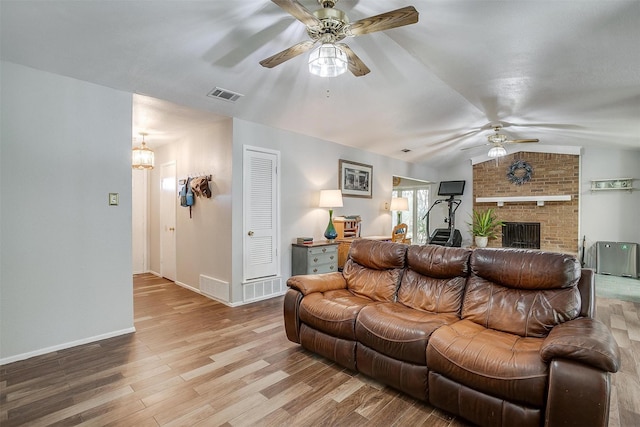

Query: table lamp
[390,197,409,225]
[319,189,343,241]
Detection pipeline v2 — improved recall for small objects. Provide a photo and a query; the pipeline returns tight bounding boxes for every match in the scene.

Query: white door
[243,147,279,281]
[160,162,177,281]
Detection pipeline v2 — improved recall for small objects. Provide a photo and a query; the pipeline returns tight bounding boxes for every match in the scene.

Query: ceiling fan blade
[346,6,419,36]
[337,43,370,76]
[508,139,540,143]
[461,143,491,151]
[259,40,316,68]
[271,0,321,28]
[500,121,584,130]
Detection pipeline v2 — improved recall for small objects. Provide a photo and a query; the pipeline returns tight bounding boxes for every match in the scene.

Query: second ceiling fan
[259,0,419,77]
[463,124,540,157]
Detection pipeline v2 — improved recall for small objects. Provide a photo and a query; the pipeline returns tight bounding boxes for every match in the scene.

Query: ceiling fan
[462,124,539,157]
[259,0,419,77]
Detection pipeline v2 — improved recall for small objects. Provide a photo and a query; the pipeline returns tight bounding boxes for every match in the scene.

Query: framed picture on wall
[339,159,373,198]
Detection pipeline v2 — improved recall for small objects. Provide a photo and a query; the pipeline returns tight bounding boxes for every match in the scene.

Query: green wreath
[507,160,533,185]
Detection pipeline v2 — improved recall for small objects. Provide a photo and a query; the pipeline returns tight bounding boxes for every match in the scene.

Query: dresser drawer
[308,263,337,274]
[307,250,337,266]
[306,245,338,256]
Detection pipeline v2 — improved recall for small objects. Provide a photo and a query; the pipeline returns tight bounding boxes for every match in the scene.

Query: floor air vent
[207,87,243,102]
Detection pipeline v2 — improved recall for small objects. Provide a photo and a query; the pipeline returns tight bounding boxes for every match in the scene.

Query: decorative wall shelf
[590,178,634,192]
[476,195,572,207]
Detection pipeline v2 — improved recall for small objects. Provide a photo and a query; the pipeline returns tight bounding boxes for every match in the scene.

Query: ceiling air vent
[207,87,244,102]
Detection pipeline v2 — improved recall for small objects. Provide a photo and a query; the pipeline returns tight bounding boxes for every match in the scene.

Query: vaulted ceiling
[2,1,639,166]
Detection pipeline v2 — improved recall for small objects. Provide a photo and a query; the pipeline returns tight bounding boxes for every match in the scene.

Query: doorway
[392,176,432,245]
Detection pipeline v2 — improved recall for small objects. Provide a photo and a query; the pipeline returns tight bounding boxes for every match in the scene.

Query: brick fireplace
[473,152,580,254]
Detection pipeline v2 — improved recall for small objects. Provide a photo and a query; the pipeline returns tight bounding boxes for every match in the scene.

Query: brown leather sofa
[283,239,621,427]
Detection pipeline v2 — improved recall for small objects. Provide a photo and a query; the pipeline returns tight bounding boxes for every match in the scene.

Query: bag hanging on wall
[186,178,195,207]
[179,178,189,207]
[179,177,195,218]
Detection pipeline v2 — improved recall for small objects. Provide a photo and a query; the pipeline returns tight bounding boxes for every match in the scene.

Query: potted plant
[469,208,504,248]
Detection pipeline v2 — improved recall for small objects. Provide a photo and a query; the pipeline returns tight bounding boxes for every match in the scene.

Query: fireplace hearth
[502,222,541,249]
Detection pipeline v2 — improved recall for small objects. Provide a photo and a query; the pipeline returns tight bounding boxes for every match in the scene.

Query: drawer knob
[330,255,334,260]
[313,268,318,273]
[322,248,327,252]
[330,265,335,270]
[314,258,318,262]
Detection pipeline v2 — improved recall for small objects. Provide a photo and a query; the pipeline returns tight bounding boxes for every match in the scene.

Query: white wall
[147,119,234,295]
[230,118,436,304]
[0,62,134,363]
[580,147,640,268]
[132,169,148,274]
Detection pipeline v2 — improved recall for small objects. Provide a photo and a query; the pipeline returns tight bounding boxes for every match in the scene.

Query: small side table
[291,242,339,275]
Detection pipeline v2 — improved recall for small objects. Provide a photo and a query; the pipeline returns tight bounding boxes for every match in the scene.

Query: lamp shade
[487,145,507,158]
[319,190,343,208]
[390,197,409,211]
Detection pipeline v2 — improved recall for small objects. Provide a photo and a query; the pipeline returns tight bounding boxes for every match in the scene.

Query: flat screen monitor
[438,180,465,196]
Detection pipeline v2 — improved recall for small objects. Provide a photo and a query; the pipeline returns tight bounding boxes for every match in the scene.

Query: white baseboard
[174,280,199,293]
[0,327,136,366]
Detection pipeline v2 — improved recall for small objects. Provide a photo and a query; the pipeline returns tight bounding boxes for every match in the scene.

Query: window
[392,186,430,244]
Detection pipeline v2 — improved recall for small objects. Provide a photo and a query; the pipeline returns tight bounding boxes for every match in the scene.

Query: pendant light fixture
[132,132,154,170]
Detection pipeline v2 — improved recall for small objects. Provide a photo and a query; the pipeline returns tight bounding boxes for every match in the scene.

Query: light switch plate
[109,193,119,206]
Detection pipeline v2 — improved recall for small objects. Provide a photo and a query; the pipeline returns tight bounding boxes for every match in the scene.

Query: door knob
[248,231,254,236]
[169,227,175,231]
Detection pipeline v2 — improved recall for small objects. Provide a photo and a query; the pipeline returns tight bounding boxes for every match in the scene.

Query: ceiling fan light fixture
[487,145,507,158]
[308,43,348,77]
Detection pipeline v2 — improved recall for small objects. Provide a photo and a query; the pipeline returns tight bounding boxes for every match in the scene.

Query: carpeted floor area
[595,273,640,303]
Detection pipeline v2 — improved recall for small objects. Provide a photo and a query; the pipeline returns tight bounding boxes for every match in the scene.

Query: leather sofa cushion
[398,270,466,314]
[356,302,459,365]
[299,289,373,340]
[407,245,471,279]
[348,238,407,270]
[471,248,581,290]
[427,319,548,407]
[343,261,403,302]
[462,276,581,338]
[464,248,582,337]
[397,245,470,314]
[343,239,407,302]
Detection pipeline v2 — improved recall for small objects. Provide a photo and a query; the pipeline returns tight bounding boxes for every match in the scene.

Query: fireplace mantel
[476,195,571,207]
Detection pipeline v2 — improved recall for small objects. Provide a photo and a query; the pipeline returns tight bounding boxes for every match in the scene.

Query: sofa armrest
[540,317,620,372]
[287,272,347,295]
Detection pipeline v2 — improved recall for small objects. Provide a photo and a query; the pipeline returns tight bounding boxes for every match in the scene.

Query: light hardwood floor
[1,273,639,426]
